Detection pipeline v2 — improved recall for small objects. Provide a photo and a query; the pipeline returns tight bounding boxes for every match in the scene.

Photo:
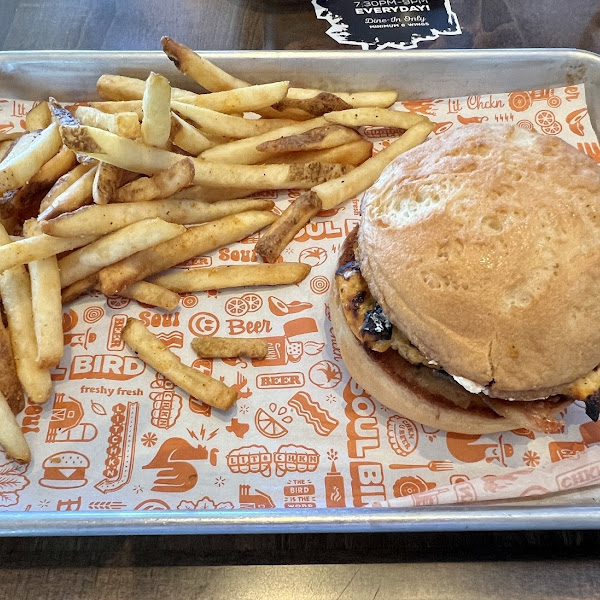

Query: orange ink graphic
[556,463,600,491]
[284,479,316,508]
[252,317,323,367]
[175,255,212,269]
[288,391,339,436]
[143,437,218,493]
[62,308,78,332]
[150,373,182,430]
[516,119,535,131]
[69,355,146,380]
[88,501,127,510]
[512,428,536,439]
[239,484,275,508]
[433,121,453,135]
[274,444,319,477]
[94,402,139,494]
[401,98,441,116]
[11,101,27,118]
[56,497,82,511]
[386,416,419,456]
[393,476,436,498]
[180,294,199,308]
[0,122,14,134]
[457,114,488,125]
[446,433,514,465]
[535,109,562,135]
[576,142,600,163]
[580,420,600,445]
[256,371,305,389]
[255,404,292,439]
[107,314,127,351]
[344,378,381,459]
[155,331,184,349]
[0,461,29,507]
[294,220,342,243]
[178,497,234,510]
[134,499,171,510]
[309,275,330,295]
[21,402,43,434]
[344,218,360,236]
[508,89,561,112]
[139,311,180,329]
[350,461,386,507]
[298,246,328,267]
[226,318,272,336]
[482,470,531,494]
[46,393,98,443]
[64,328,97,349]
[39,451,89,489]
[83,306,105,324]
[267,296,312,317]
[566,108,588,136]
[227,444,273,477]
[324,455,346,508]
[363,126,405,139]
[106,296,130,309]
[223,372,252,400]
[226,418,249,439]
[189,398,212,418]
[308,360,342,389]
[188,311,220,337]
[449,474,470,485]
[548,441,587,463]
[522,450,540,467]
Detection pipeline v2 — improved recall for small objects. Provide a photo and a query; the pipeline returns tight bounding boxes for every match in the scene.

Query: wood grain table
[1,1,600,598]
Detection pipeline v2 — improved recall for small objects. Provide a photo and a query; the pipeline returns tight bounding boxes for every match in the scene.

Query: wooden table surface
[1,1,600,598]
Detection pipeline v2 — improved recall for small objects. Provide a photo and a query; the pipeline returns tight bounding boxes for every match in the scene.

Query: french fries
[0,391,30,463]
[39,161,96,213]
[0,122,62,194]
[75,106,141,139]
[0,318,25,415]
[255,192,321,263]
[191,337,268,359]
[171,102,295,138]
[41,197,274,237]
[141,72,172,148]
[98,210,276,295]
[92,161,123,204]
[324,107,429,130]
[25,101,52,131]
[264,139,373,166]
[118,281,180,311]
[116,158,194,203]
[153,262,311,292]
[256,125,361,154]
[0,231,97,273]
[122,318,237,410]
[0,225,52,404]
[170,113,214,155]
[275,92,352,117]
[23,220,63,369]
[61,273,99,304]
[312,120,436,210]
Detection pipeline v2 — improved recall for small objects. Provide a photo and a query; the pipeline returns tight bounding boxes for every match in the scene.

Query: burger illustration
[331,124,600,434]
[39,451,90,489]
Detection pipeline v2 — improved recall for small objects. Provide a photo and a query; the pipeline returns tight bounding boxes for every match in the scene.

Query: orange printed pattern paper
[1,84,600,513]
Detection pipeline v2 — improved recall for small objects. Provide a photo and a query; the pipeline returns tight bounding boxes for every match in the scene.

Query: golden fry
[264,139,373,166]
[191,337,268,359]
[39,162,95,214]
[75,106,141,139]
[0,318,25,415]
[0,391,30,463]
[324,107,429,130]
[118,281,180,311]
[141,72,171,148]
[256,125,361,154]
[26,101,52,131]
[122,318,237,410]
[93,161,123,204]
[170,113,215,155]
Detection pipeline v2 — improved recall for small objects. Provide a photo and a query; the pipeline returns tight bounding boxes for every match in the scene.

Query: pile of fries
[0,37,434,463]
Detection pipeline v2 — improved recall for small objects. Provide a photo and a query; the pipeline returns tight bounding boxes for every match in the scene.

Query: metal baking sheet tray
[0,48,599,536]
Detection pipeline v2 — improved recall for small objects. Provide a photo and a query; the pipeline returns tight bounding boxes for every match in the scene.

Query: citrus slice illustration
[225,297,249,316]
[255,408,289,439]
[241,292,263,312]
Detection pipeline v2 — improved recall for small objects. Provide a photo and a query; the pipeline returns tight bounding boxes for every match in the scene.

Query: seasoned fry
[168,185,256,203]
[118,281,180,311]
[26,101,52,131]
[283,88,398,109]
[90,100,144,118]
[60,124,180,175]
[122,318,237,410]
[200,117,328,164]
[38,161,96,214]
[0,224,52,404]
[312,120,435,210]
[191,160,352,190]
[255,191,320,263]
[75,105,141,139]
[58,218,185,287]
[0,391,30,463]
[0,122,62,194]
[41,197,274,237]
[116,158,194,203]
[264,139,373,166]
[171,102,295,139]
[154,262,311,292]
[256,125,361,154]
[191,337,268,359]
[61,273,99,304]
[141,72,171,148]
[0,231,96,273]
[275,92,352,117]
[0,140,13,163]
[324,107,429,130]
[170,113,214,155]
[98,210,276,295]
[37,163,97,220]
[92,161,123,204]
[0,318,25,415]
[23,220,63,369]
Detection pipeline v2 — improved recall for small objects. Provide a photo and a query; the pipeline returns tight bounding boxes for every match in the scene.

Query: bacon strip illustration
[94,401,138,494]
[288,391,338,436]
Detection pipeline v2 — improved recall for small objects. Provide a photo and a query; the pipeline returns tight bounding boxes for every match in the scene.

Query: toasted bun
[330,229,516,434]
[358,124,600,399]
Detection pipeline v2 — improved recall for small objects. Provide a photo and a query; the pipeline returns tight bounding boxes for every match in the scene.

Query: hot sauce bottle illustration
[324,451,346,508]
